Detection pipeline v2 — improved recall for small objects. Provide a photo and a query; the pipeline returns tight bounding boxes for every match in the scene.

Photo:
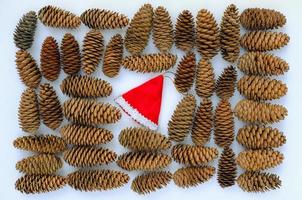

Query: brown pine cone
[61,33,81,75]
[38,5,81,28]
[60,124,113,145]
[117,152,172,171]
[63,146,117,167]
[240,31,289,51]
[103,34,123,78]
[60,75,112,98]
[195,59,215,98]
[234,99,287,124]
[175,10,195,52]
[217,147,237,188]
[168,95,196,142]
[174,52,196,94]
[125,4,153,55]
[237,125,286,149]
[63,98,121,125]
[16,154,62,175]
[18,88,40,134]
[173,166,215,188]
[15,50,41,88]
[119,127,171,151]
[132,171,172,194]
[216,65,237,100]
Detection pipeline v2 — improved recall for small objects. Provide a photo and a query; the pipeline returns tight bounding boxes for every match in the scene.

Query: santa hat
[115,75,164,130]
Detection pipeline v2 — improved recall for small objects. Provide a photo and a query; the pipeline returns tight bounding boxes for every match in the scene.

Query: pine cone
[14,11,37,50]
[216,65,237,100]
[103,34,123,77]
[238,52,289,76]
[234,99,287,124]
[124,4,153,54]
[237,171,281,192]
[220,4,240,62]
[18,88,40,134]
[63,98,121,125]
[240,31,289,51]
[119,127,171,151]
[60,75,112,98]
[174,52,196,93]
[236,149,284,171]
[217,147,237,188]
[237,125,286,149]
[240,8,286,30]
[39,83,63,130]
[82,30,104,74]
[13,135,67,153]
[168,95,196,142]
[16,154,62,175]
[61,33,81,75]
[117,152,172,171]
[60,124,113,145]
[174,10,194,52]
[131,171,172,194]
[63,146,117,167]
[237,75,287,101]
[38,5,81,28]
[195,59,215,98]
[122,53,177,73]
[173,166,215,188]
[15,50,41,88]
[153,6,173,52]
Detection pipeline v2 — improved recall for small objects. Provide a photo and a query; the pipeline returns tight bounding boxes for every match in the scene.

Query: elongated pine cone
[175,10,194,52]
[16,154,62,175]
[18,88,39,133]
[60,124,113,145]
[117,152,172,171]
[234,99,287,124]
[132,171,172,194]
[125,4,153,54]
[122,53,177,73]
[237,125,286,149]
[195,59,215,98]
[168,95,196,142]
[240,31,289,51]
[15,50,41,88]
[119,127,171,151]
[60,75,112,98]
[14,11,37,50]
[173,166,215,188]
[238,52,289,76]
[63,98,121,125]
[217,147,237,188]
[61,33,81,75]
[216,65,237,99]
[38,5,80,28]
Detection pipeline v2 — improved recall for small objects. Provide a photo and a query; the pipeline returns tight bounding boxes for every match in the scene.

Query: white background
[0,0,301,199]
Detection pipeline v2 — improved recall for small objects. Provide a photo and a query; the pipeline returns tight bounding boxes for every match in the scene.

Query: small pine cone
[103,34,123,77]
[119,127,171,151]
[237,75,287,101]
[18,88,40,134]
[240,31,289,51]
[13,135,67,153]
[195,59,215,98]
[216,65,237,100]
[217,147,237,188]
[131,171,172,194]
[117,152,172,171]
[237,125,286,149]
[174,52,196,93]
[63,98,121,125]
[168,95,196,142]
[124,4,153,55]
[240,8,286,30]
[15,50,41,88]
[61,33,81,75]
[173,166,215,188]
[60,124,113,145]
[14,11,37,50]
[238,52,289,76]
[63,146,117,167]
[38,5,81,28]
[237,171,281,192]
[16,154,62,175]
[122,53,177,73]
[234,99,287,124]
[153,6,174,52]
[60,75,112,98]
[175,10,195,52]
